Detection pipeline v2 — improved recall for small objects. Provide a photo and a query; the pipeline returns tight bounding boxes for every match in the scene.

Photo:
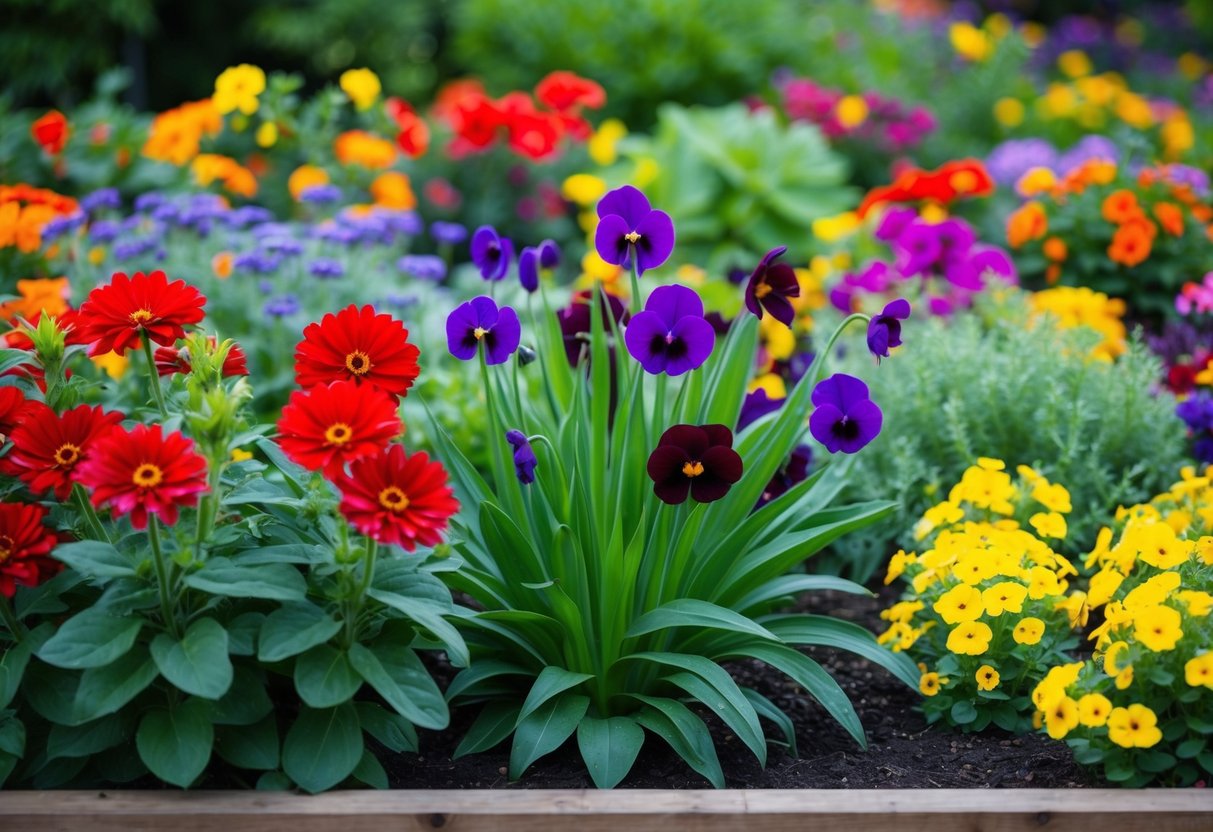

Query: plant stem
[0,594,24,643]
[141,336,169,420]
[629,253,644,315]
[806,312,870,389]
[194,462,223,560]
[147,517,180,639]
[71,483,110,543]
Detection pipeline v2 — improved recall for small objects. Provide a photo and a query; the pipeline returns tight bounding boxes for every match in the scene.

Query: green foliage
[429,283,917,788]
[602,104,855,273]
[821,293,1187,582]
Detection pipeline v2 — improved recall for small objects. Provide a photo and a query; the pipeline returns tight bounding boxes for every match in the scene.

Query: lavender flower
[308,258,345,279]
[233,250,284,274]
[397,255,447,281]
[263,294,301,318]
[300,185,342,204]
[80,188,120,214]
[430,221,468,245]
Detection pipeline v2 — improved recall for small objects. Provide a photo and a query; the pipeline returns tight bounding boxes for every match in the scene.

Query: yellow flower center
[53,443,82,466]
[0,535,13,563]
[132,463,164,488]
[345,350,373,376]
[682,461,705,478]
[473,327,488,340]
[378,486,410,512]
[754,282,772,299]
[624,231,641,244]
[325,423,353,445]
[129,308,154,325]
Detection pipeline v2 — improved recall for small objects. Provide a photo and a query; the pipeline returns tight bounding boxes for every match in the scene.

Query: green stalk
[0,594,25,643]
[805,312,870,389]
[141,336,169,420]
[194,461,223,560]
[147,517,180,639]
[628,253,644,315]
[71,483,110,543]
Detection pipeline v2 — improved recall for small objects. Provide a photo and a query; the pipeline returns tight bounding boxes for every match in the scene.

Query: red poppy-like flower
[154,338,249,378]
[0,502,62,597]
[31,110,71,155]
[857,158,994,218]
[277,379,401,477]
[294,304,421,398]
[386,97,430,159]
[535,71,606,112]
[74,424,209,529]
[75,271,207,356]
[2,402,125,499]
[0,387,32,441]
[335,444,459,550]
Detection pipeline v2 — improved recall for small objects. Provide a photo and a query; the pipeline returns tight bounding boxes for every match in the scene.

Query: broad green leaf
[760,614,920,690]
[517,666,594,724]
[625,599,779,643]
[47,714,131,760]
[136,698,213,788]
[950,700,977,725]
[294,644,362,708]
[0,715,24,758]
[352,747,389,789]
[282,703,362,793]
[741,688,797,757]
[631,695,725,788]
[355,702,418,753]
[366,591,469,667]
[577,716,645,789]
[215,714,279,771]
[734,575,872,614]
[37,608,142,669]
[508,693,589,779]
[347,642,448,730]
[73,646,159,722]
[444,660,531,703]
[453,702,521,759]
[150,618,233,700]
[225,611,264,656]
[184,559,307,601]
[0,625,45,709]
[20,661,82,725]
[213,665,274,725]
[51,540,137,579]
[258,602,342,662]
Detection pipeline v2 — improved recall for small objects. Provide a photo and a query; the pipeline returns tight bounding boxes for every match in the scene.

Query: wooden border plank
[0,789,1210,832]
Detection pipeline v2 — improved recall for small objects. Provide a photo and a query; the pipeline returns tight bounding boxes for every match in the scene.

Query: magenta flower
[624,285,715,376]
[866,298,911,361]
[647,424,743,505]
[809,374,882,454]
[594,186,675,276]
[446,296,521,365]
[744,246,800,327]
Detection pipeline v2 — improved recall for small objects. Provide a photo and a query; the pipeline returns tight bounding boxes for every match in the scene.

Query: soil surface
[381,586,1089,789]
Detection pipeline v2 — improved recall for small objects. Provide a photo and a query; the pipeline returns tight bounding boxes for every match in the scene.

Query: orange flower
[1045,263,1062,284]
[1108,220,1154,267]
[1007,201,1048,248]
[1192,204,1213,224]
[0,278,70,324]
[1043,236,1068,261]
[211,252,234,279]
[858,158,993,218]
[334,130,397,170]
[1101,190,1141,224]
[142,100,221,166]
[370,172,416,210]
[1153,202,1185,236]
[15,204,56,253]
[191,154,258,198]
[288,165,330,201]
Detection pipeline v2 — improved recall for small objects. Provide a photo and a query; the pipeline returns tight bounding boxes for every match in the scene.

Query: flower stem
[147,516,180,639]
[194,462,222,560]
[71,483,110,543]
[0,594,25,643]
[806,312,870,388]
[629,254,644,315]
[141,337,169,420]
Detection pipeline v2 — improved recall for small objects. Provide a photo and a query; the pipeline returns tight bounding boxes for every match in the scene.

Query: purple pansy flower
[470,225,513,281]
[745,246,800,327]
[646,424,743,505]
[809,373,882,454]
[446,296,521,365]
[867,299,911,361]
[737,388,784,432]
[874,206,918,242]
[594,186,675,276]
[518,239,560,294]
[505,429,538,484]
[624,284,715,376]
[894,221,944,277]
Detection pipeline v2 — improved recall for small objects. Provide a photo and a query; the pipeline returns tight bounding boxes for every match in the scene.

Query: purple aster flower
[252,222,295,239]
[308,258,345,279]
[80,188,120,214]
[134,192,167,214]
[470,225,513,281]
[379,210,423,236]
[40,211,85,242]
[430,221,468,245]
[1058,134,1119,174]
[257,280,274,294]
[152,203,180,224]
[88,220,119,243]
[646,424,743,505]
[624,284,715,376]
[263,294,301,318]
[263,237,305,255]
[867,298,911,361]
[737,388,784,432]
[756,444,812,509]
[1165,164,1210,197]
[446,296,521,365]
[893,221,944,277]
[112,237,156,260]
[224,206,274,228]
[594,185,675,276]
[234,250,283,274]
[300,184,342,204]
[397,255,447,281]
[809,373,882,454]
[505,429,538,484]
[745,246,800,327]
[985,138,1059,186]
[874,206,918,242]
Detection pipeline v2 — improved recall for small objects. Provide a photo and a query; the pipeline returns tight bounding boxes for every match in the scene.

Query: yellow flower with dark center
[982,581,1028,616]
[975,665,1000,691]
[1076,693,1112,727]
[1013,616,1045,646]
[934,584,984,624]
[919,671,943,696]
[946,621,993,656]
[1132,604,1183,651]
[1044,696,1079,739]
[340,68,381,111]
[1107,704,1162,748]
[1185,653,1213,688]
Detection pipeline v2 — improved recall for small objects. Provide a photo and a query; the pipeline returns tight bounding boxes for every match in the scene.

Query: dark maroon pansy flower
[647,423,743,505]
[623,284,715,376]
[594,186,675,276]
[557,290,630,367]
[756,443,813,509]
[808,373,882,454]
[470,225,513,281]
[866,298,911,361]
[744,246,800,327]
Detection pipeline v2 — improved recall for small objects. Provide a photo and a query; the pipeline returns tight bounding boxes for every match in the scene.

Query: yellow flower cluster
[213,64,266,116]
[1030,286,1127,362]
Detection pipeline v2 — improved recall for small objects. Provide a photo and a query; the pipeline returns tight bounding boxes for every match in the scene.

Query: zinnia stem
[194,462,222,560]
[0,594,25,643]
[140,336,169,420]
[71,483,111,543]
[147,516,180,639]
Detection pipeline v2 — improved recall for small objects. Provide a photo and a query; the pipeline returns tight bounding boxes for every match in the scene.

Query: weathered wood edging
[1,788,1210,831]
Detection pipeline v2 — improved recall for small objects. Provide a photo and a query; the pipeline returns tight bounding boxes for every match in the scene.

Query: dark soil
[381,586,1090,789]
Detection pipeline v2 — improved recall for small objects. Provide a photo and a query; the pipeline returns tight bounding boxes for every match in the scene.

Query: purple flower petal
[519,246,539,293]
[664,316,715,376]
[485,305,521,365]
[646,284,704,329]
[624,310,671,373]
[596,185,652,225]
[595,214,632,266]
[811,373,871,412]
[632,209,675,274]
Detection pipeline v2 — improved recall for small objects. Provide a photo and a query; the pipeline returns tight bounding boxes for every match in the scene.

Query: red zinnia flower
[276,379,401,477]
[335,444,459,550]
[0,387,32,441]
[31,110,71,155]
[3,402,125,499]
[75,271,207,357]
[294,304,421,398]
[154,338,249,378]
[75,424,209,529]
[535,71,606,112]
[0,502,62,597]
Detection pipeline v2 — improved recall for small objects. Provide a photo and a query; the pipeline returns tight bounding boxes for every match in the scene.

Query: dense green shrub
[820,295,1187,582]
